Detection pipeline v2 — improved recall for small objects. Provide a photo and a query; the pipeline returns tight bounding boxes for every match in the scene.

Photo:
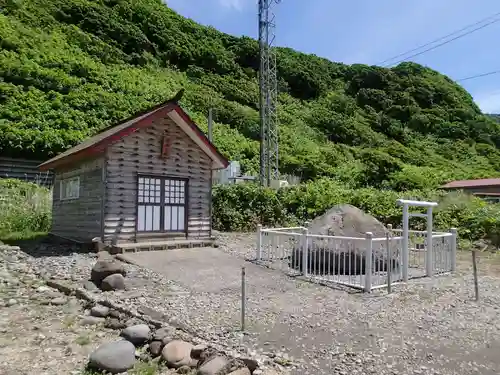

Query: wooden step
[110,238,215,254]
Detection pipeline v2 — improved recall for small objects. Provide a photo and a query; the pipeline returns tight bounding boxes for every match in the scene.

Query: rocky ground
[2,233,500,374]
[0,257,117,375]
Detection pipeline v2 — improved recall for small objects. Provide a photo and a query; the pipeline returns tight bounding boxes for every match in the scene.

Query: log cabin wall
[51,158,105,242]
[103,116,212,244]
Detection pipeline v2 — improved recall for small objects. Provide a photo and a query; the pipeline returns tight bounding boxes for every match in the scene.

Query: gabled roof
[39,96,229,171]
[441,178,500,189]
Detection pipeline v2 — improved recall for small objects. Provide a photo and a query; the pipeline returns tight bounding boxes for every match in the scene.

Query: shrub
[212,179,500,242]
[0,178,52,239]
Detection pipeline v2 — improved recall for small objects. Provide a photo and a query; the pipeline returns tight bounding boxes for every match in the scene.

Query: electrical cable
[457,70,500,82]
[379,11,500,67]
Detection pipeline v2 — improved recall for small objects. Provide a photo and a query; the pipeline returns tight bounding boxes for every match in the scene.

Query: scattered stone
[50,297,67,305]
[138,305,168,321]
[80,316,105,326]
[153,327,175,341]
[97,251,113,260]
[176,365,192,374]
[90,260,126,285]
[83,280,98,291]
[191,344,208,360]
[91,305,110,318]
[198,356,230,375]
[88,340,136,374]
[241,358,259,373]
[120,324,151,346]
[228,368,251,375]
[100,274,126,291]
[162,340,197,369]
[105,318,127,330]
[149,340,164,357]
[6,299,17,307]
[108,309,122,319]
[37,285,52,293]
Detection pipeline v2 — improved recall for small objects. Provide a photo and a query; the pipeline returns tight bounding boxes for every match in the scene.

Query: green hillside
[1,0,500,191]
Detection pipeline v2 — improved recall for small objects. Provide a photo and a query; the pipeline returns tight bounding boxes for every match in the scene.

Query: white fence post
[402,204,409,282]
[301,227,309,277]
[450,228,457,272]
[364,232,373,293]
[256,224,262,261]
[426,207,434,277]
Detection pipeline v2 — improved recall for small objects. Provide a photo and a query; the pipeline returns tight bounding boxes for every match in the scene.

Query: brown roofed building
[39,92,229,251]
[441,178,500,203]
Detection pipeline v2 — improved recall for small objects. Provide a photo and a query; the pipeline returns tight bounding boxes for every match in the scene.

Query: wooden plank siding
[103,116,212,244]
[51,158,104,242]
[0,157,54,187]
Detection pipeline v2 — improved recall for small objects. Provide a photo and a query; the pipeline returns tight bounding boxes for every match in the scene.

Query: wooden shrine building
[39,91,229,251]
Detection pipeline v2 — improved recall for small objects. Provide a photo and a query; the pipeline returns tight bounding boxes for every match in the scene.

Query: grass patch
[63,315,77,329]
[0,179,51,241]
[75,333,91,346]
[129,361,161,375]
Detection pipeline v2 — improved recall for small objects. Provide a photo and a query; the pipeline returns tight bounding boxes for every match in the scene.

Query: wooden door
[136,176,188,234]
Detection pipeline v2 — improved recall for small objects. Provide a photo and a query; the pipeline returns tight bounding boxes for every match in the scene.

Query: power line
[457,70,500,82]
[381,14,500,67]
[378,10,500,66]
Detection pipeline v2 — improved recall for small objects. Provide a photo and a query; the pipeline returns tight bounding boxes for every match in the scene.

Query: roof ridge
[95,90,184,135]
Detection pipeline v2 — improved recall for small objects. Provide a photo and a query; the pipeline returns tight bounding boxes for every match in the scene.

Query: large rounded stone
[198,356,230,375]
[88,340,136,374]
[161,340,197,368]
[91,305,110,318]
[120,324,151,346]
[149,340,164,357]
[91,260,126,285]
[101,274,126,291]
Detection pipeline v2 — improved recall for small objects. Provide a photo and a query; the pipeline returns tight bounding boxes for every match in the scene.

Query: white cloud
[473,91,500,114]
[218,0,247,11]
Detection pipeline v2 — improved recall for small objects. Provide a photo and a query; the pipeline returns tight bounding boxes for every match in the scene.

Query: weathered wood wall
[104,116,212,244]
[0,157,54,186]
[51,158,104,242]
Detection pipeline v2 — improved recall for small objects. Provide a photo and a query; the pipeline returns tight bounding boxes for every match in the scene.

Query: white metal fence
[256,224,457,292]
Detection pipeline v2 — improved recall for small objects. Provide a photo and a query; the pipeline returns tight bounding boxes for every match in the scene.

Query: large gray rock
[88,340,136,374]
[100,274,126,291]
[308,204,387,238]
[90,260,126,285]
[162,340,197,368]
[120,324,151,346]
[290,204,399,275]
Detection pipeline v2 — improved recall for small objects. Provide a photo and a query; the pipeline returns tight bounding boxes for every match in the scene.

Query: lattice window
[59,176,80,200]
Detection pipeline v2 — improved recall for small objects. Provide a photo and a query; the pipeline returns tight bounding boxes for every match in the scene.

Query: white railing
[256,224,457,292]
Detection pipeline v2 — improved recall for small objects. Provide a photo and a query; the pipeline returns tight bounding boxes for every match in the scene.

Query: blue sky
[168,0,500,113]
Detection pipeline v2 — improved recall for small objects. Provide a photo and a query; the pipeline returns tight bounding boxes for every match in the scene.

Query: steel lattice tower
[258,0,280,187]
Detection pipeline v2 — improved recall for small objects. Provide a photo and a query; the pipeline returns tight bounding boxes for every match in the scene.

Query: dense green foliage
[213,180,500,246]
[2,0,500,244]
[2,0,500,191]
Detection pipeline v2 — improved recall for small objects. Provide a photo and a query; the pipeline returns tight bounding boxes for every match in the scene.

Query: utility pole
[258,0,280,187]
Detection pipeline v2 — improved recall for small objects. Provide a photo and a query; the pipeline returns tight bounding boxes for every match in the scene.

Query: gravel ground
[0,248,118,375]
[5,233,500,375]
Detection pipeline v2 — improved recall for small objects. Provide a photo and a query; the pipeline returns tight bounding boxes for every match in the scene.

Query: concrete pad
[119,247,295,294]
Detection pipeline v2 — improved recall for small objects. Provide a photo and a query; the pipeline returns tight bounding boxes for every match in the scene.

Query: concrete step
[111,238,215,254]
